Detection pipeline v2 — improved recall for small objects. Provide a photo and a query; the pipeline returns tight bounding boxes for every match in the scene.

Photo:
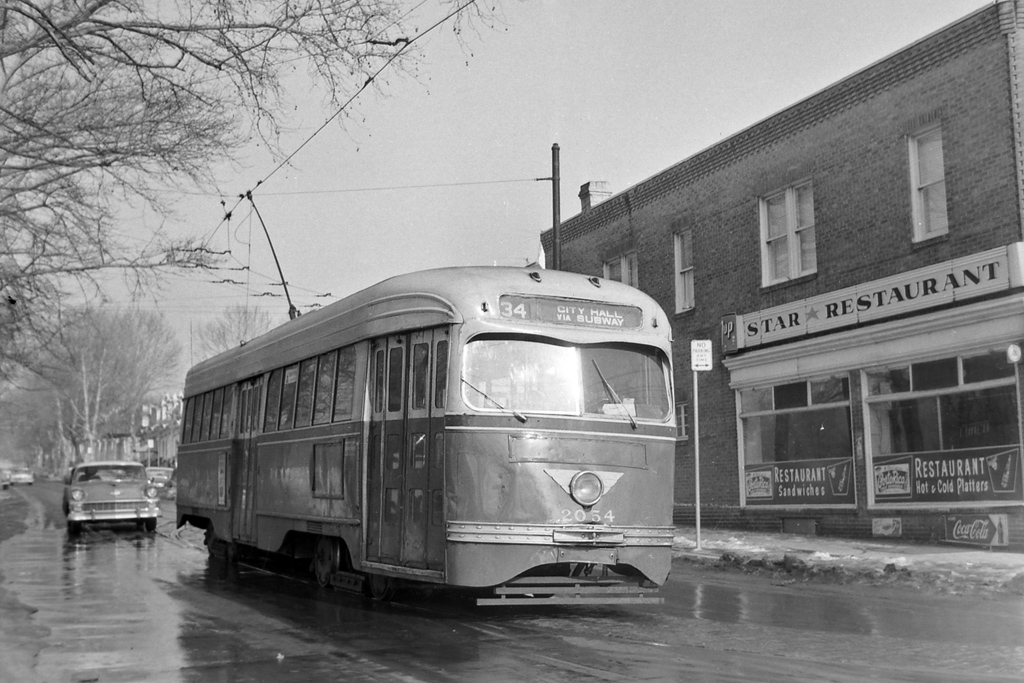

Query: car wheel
[67,521,82,536]
[143,519,157,533]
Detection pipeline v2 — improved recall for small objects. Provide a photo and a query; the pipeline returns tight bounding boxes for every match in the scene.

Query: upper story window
[674,230,694,312]
[675,401,689,442]
[604,250,638,287]
[909,125,948,241]
[759,182,816,286]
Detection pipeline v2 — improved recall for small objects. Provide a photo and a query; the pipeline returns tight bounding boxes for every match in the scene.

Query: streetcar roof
[184,266,671,396]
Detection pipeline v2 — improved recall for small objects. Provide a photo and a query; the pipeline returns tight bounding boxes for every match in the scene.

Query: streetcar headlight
[70,488,85,502]
[144,486,159,499]
[570,471,603,507]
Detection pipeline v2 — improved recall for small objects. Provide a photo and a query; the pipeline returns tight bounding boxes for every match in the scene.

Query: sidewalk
[671,525,1024,597]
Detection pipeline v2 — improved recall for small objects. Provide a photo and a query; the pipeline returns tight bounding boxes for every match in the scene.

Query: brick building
[543,2,1024,548]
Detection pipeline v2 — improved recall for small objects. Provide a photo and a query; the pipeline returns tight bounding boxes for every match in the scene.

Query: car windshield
[147,468,173,479]
[74,465,146,483]
[462,337,671,420]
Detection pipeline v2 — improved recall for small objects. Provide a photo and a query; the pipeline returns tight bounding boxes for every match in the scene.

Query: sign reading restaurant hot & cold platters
[873,446,1021,505]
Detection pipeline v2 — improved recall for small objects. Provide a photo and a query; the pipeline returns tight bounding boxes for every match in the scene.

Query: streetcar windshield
[461,337,671,420]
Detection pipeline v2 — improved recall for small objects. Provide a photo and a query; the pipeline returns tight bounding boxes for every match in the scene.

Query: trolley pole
[690,340,713,551]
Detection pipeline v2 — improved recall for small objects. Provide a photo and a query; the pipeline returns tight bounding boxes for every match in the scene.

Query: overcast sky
[123,0,990,368]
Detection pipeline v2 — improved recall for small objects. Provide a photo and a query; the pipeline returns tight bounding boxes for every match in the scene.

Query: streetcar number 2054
[558,509,615,524]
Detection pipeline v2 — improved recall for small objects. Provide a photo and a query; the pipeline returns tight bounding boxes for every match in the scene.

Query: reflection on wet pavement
[1,522,197,682]
[2,487,1023,683]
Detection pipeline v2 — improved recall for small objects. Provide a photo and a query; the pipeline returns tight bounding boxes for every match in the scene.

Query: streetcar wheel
[313,537,341,587]
[364,574,396,602]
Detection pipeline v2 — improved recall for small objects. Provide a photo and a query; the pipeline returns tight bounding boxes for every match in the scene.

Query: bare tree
[24,307,183,466]
[196,304,279,360]
[0,0,482,375]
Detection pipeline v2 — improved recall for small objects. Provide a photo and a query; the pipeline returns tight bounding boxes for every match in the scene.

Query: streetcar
[176,266,676,605]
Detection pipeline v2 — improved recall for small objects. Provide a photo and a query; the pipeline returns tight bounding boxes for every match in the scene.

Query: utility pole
[551,143,561,270]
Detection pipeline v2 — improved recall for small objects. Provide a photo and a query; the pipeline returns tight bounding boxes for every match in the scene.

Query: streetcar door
[234,377,262,543]
[366,329,447,568]
[404,328,447,569]
[366,341,386,561]
[368,334,406,562]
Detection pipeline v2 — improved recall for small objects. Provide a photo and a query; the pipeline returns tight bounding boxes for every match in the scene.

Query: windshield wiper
[591,360,637,429]
[461,378,527,423]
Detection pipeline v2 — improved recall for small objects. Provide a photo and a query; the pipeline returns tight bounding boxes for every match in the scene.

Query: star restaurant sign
[722,244,1022,353]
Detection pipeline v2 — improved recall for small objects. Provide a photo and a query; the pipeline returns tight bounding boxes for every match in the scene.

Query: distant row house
[93,395,182,467]
[543,2,1024,548]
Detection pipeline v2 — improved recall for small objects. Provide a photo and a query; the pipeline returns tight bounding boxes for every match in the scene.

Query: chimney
[578,181,612,212]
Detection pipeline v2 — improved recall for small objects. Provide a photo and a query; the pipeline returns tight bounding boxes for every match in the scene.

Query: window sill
[911,232,949,250]
[760,272,817,294]
[673,306,696,318]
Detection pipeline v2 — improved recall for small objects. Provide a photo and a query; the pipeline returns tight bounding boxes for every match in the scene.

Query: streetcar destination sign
[498,295,643,329]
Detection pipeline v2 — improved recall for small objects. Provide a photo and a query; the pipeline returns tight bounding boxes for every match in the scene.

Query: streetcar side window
[238,384,250,434]
[191,393,206,443]
[264,368,283,432]
[387,346,404,413]
[279,364,299,430]
[435,339,449,409]
[372,348,385,414]
[334,345,357,422]
[411,342,430,410]
[312,441,343,498]
[210,388,224,440]
[294,357,317,428]
[312,351,337,425]
[198,391,211,441]
[221,387,235,437]
[182,397,195,443]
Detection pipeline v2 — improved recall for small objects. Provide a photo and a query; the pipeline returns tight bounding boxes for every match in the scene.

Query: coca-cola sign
[944,514,1009,547]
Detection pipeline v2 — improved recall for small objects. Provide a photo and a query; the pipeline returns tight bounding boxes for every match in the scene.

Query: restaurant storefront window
[866,349,1022,506]
[740,375,855,506]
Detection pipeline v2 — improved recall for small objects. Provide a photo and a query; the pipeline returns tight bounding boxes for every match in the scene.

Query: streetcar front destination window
[462,337,670,420]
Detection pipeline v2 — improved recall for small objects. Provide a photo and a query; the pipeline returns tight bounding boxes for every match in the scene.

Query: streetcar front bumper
[445,521,674,588]
[447,521,673,547]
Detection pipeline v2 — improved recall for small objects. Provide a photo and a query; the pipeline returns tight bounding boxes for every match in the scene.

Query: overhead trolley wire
[204,0,480,252]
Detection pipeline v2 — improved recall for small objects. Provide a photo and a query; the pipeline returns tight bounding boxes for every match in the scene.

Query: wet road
[1,482,1022,683]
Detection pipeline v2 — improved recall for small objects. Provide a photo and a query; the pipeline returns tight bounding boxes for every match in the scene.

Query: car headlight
[569,471,603,507]
[70,488,85,502]
[145,486,159,499]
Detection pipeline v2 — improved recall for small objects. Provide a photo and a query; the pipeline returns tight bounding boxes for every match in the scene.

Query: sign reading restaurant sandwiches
[722,244,1024,352]
[744,457,856,506]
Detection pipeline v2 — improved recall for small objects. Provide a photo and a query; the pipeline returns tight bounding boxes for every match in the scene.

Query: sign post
[690,340,713,550]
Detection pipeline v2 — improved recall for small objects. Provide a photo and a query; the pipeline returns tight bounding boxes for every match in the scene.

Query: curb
[673,547,1024,598]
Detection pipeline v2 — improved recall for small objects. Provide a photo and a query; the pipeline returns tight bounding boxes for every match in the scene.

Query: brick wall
[545,3,1024,541]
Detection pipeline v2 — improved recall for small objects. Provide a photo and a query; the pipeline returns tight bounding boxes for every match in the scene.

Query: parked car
[62,461,160,535]
[146,467,176,496]
[9,468,35,485]
[1,469,10,490]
